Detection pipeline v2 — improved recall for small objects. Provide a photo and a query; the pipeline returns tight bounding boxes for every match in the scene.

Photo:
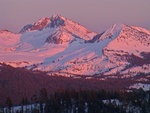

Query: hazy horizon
[0,0,150,33]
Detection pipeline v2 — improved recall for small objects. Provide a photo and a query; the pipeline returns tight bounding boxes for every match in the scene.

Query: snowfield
[0,15,150,78]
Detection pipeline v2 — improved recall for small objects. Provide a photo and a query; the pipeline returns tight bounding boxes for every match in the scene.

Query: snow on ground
[129,83,150,91]
[136,78,149,82]
[0,31,21,52]
[2,104,45,113]
[105,25,150,57]
[103,99,122,106]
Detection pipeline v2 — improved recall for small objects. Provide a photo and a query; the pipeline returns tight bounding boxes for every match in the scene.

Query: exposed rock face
[49,15,65,27]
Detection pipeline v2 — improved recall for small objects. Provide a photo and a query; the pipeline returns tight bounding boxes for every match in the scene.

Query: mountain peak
[49,14,65,28]
[45,15,97,44]
[20,15,67,33]
[51,14,64,19]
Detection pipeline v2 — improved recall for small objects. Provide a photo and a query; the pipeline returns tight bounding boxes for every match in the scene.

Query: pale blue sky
[0,0,150,33]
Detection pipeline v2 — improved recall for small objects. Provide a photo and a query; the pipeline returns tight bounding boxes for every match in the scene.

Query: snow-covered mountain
[0,15,150,79]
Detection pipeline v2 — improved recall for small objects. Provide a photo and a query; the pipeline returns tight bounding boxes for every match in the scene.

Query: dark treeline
[45,88,150,113]
[1,63,150,113]
[1,88,150,113]
[45,88,125,113]
[0,63,133,105]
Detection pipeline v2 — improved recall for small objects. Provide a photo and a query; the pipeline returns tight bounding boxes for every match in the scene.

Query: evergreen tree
[0,105,4,113]
[39,88,48,113]
[31,94,38,113]
[5,97,12,113]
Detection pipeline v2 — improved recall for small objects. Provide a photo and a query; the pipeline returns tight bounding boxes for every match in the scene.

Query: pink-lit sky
[0,0,150,33]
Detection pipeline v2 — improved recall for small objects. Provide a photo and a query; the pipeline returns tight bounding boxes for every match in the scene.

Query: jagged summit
[49,14,65,27]
[45,15,97,44]
[19,15,97,45]
[20,15,67,33]
[20,15,96,35]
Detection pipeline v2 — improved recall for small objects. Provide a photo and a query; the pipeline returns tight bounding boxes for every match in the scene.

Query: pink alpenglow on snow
[0,15,150,78]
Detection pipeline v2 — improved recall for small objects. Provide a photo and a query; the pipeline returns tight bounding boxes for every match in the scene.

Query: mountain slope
[0,15,150,79]
[0,30,21,52]
[35,24,150,77]
[102,25,150,76]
